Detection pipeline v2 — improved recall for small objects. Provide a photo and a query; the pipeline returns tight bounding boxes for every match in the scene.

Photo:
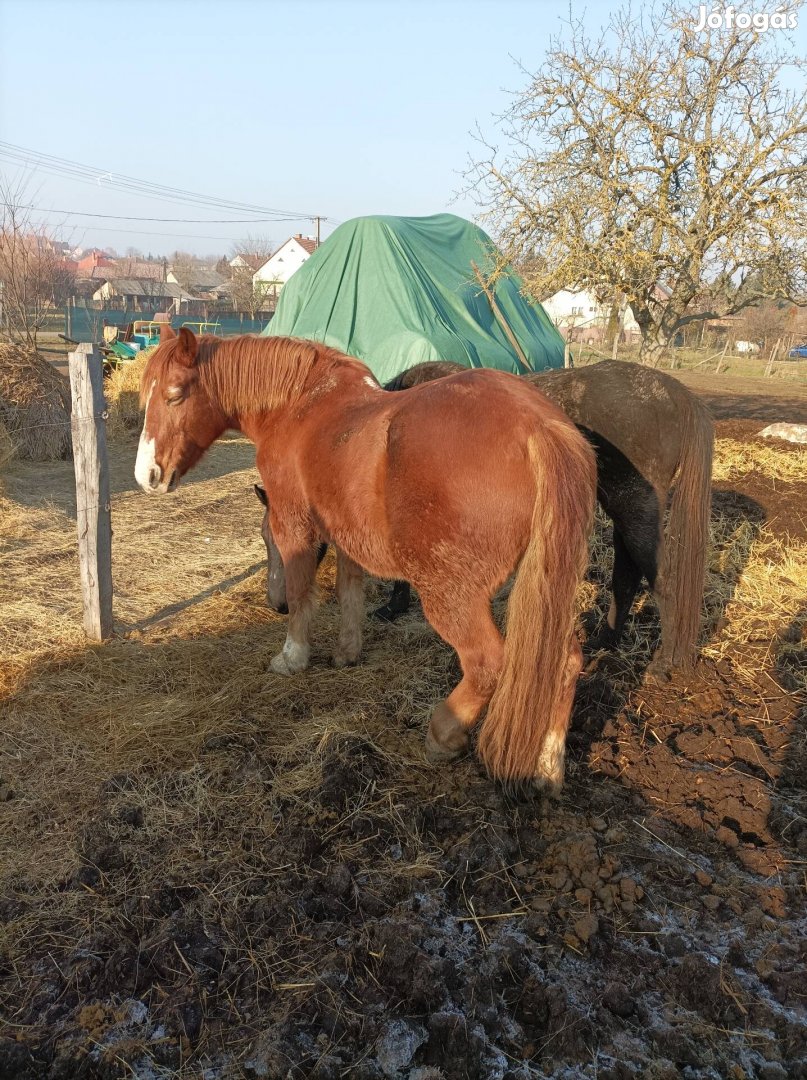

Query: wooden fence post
[69,342,113,641]
[764,338,781,377]
[715,338,730,375]
[564,340,573,368]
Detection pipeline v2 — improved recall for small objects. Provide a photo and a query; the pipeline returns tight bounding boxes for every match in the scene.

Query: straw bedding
[0,421,805,1078]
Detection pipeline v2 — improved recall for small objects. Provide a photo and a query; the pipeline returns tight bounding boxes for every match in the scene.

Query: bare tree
[229,234,277,317]
[740,299,801,353]
[0,175,76,348]
[169,250,205,288]
[469,1,807,364]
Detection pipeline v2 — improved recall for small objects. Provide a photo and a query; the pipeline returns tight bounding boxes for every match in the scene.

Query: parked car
[787,343,807,360]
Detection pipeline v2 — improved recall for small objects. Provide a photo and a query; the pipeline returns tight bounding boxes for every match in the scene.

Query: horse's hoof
[270,645,309,676]
[270,653,296,676]
[580,610,601,636]
[425,702,470,762]
[270,602,289,616]
[332,650,360,669]
[585,630,617,653]
[425,727,468,762]
[645,657,673,686]
[372,604,403,623]
[531,772,563,798]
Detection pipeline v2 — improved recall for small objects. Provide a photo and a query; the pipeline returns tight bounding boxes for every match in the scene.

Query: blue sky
[1,0,805,258]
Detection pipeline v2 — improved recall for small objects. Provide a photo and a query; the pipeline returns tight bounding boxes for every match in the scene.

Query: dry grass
[0,342,72,461]
[712,436,807,484]
[0,424,805,1073]
[0,431,456,908]
[1,431,804,876]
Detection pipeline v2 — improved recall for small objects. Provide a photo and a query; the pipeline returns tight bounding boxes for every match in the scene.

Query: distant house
[92,278,202,314]
[77,250,117,278]
[541,288,641,344]
[229,253,265,273]
[90,259,163,283]
[167,266,227,298]
[253,235,318,295]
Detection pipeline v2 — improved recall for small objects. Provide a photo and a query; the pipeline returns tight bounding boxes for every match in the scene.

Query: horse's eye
[165,390,185,406]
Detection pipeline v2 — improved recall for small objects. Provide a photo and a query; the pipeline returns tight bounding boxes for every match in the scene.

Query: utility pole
[315,216,321,248]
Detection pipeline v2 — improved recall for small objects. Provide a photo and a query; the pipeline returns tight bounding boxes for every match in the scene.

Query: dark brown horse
[258,359,713,674]
[137,328,596,791]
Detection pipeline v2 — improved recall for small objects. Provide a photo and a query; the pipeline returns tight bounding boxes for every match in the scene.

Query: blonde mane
[142,334,368,413]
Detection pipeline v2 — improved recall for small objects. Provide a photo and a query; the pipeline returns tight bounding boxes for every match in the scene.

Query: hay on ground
[0,342,72,461]
[0,417,14,470]
[712,436,806,483]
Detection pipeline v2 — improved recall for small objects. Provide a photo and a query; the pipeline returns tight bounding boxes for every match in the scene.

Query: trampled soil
[0,373,805,1079]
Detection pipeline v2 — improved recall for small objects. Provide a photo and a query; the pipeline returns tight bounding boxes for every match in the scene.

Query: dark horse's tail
[477,420,596,790]
[660,391,714,670]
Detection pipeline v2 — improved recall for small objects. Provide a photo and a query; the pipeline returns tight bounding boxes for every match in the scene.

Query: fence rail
[12,306,271,344]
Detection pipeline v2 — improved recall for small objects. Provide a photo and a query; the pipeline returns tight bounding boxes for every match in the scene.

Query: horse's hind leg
[588,529,643,651]
[333,549,365,668]
[418,593,504,762]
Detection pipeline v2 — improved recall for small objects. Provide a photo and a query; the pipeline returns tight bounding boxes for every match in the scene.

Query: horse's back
[531,361,700,488]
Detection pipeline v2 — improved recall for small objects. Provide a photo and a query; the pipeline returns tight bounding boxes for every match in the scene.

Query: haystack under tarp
[0,344,72,461]
[0,417,13,469]
[263,214,565,383]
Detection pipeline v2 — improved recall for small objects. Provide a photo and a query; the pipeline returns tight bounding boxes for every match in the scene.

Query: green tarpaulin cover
[262,214,564,384]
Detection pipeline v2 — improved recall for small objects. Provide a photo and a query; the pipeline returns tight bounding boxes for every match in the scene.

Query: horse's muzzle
[140,465,179,494]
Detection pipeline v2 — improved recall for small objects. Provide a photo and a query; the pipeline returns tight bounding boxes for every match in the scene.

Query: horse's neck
[208,339,370,423]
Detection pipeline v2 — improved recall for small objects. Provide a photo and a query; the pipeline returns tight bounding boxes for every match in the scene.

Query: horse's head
[135,325,227,494]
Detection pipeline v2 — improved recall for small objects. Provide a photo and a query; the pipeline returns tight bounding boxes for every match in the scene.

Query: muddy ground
[0,373,805,1079]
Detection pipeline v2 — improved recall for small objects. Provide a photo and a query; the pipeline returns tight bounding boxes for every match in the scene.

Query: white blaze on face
[134,380,159,492]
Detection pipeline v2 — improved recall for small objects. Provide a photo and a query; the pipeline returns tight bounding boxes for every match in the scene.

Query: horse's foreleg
[333,549,365,668]
[269,542,318,676]
[262,517,289,615]
[418,594,504,762]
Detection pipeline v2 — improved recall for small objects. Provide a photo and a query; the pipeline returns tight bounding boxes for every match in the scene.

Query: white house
[540,289,639,343]
[253,235,317,294]
[541,289,641,344]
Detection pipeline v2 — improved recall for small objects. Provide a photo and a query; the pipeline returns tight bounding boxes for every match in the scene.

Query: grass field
[571,342,807,382]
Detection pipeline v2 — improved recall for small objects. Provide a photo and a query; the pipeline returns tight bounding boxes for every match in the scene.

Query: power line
[0,140,337,223]
[18,205,311,224]
[26,219,267,243]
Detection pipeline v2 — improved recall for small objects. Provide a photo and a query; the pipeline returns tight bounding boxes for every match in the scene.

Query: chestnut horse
[257,360,714,675]
[136,328,596,791]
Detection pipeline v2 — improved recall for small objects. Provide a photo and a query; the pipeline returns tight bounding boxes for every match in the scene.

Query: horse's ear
[159,322,176,342]
[176,326,199,367]
[253,484,268,507]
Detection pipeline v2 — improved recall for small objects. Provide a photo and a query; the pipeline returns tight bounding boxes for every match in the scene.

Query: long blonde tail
[477,421,596,788]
